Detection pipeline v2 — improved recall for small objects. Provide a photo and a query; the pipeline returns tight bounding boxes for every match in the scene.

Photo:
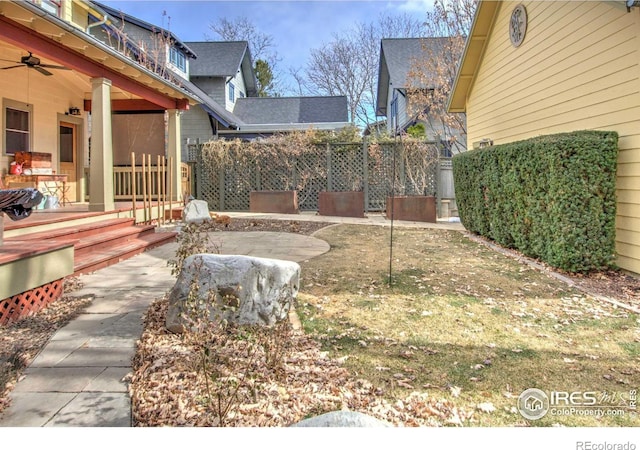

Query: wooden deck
[1,200,182,324]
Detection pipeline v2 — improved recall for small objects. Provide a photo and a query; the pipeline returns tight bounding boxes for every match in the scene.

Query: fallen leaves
[129,298,474,427]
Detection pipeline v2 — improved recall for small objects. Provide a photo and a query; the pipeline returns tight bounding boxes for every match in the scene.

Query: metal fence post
[326,142,333,192]
[363,139,369,212]
[436,139,443,218]
[398,142,406,195]
[218,162,225,211]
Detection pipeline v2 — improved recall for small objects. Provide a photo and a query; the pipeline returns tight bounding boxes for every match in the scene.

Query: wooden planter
[249,190,299,214]
[318,191,365,218]
[386,195,436,223]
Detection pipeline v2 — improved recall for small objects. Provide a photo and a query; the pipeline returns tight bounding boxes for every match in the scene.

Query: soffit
[0,1,198,108]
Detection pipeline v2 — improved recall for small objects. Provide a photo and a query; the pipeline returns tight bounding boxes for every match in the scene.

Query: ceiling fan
[0,52,70,76]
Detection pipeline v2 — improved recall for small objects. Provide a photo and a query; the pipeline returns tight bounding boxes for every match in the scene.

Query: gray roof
[180,79,243,129]
[376,37,448,115]
[233,96,349,124]
[186,41,257,97]
[186,41,250,77]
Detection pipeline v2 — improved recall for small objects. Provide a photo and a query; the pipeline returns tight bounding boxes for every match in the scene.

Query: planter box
[250,190,298,214]
[386,195,436,223]
[318,191,365,218]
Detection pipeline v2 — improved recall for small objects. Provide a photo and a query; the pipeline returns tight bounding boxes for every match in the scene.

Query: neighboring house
[447,0,640,274]
[376,37,465,153]
[182,40,350,142]
[376,37,460,217]
[186,41,257,110]
[222,96,350,140]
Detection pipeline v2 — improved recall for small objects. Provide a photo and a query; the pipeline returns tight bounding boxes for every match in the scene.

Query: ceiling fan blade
[39,64,70,70]
[34,66,53,76]
[0,65,24,70]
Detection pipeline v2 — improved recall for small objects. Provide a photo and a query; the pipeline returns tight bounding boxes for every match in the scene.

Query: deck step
[73,224,157,257]
[72,232,176,276]
[6,218,135,242]
[8,217,176,277]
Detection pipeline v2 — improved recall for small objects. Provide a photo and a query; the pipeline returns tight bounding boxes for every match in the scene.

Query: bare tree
[208,16,283,96]
[406,0,478,154]
[301,13,425,127]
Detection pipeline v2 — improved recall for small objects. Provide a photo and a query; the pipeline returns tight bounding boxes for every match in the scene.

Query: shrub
[452,130,618,273]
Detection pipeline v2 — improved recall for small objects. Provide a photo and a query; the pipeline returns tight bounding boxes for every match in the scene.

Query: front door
[59,122,77,202]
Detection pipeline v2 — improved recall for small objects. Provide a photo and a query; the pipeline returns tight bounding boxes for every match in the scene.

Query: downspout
[86,7,109,33]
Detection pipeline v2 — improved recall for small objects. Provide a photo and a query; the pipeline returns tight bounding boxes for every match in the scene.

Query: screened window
[5,106,31,155]
[169,47,186,72]
[228,83,235,102]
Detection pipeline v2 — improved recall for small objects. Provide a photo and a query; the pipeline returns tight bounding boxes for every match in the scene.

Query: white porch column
[89,77,115,212]
[167,109,182,202]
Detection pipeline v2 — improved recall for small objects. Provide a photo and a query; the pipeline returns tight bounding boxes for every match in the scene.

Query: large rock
[182,199,212,223]
[166,254,300,333]
[290,411,392,427]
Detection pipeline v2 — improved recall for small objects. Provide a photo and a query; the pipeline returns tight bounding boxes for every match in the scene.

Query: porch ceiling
[0,1,198,110]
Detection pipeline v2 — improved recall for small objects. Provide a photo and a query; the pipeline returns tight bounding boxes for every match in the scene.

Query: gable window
[228,83,235,102]
[169,47,186,72]
[32,0,61,16]
[4,101,32,155]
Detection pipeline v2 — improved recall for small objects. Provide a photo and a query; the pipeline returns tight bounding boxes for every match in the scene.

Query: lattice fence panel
[297,145,328,210]
[194,140,440,212]
[366,143,398,211]
[401,141,439,196]
[196,148,221,210]
[0,279,64,326]
[329,143,365,192]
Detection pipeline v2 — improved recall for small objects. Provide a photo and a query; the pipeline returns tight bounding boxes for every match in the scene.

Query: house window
[37,0,61,16]
[390,97,398,131]
[4,102,32,155]
[228,83,235,102]
[169,47,186,72]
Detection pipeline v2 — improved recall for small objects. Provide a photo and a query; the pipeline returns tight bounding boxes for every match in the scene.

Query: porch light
[68,107,80,116]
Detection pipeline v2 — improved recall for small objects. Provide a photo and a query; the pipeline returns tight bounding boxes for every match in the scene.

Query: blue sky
[101,0,432,90]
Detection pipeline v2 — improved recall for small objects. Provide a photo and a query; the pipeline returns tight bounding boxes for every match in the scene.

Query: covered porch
[0,0,198,324]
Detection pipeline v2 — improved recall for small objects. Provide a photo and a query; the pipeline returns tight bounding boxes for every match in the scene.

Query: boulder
[182,199,212,223]
[166,254,300,333]
[290,411,392,427]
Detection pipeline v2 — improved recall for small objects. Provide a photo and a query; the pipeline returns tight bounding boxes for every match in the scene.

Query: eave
[0,0,198,110]
[447,1,500,113]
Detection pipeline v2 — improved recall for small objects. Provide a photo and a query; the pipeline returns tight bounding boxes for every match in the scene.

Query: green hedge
[452,130,618,273]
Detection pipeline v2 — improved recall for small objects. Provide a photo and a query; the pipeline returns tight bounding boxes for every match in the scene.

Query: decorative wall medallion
[510,4,527,47]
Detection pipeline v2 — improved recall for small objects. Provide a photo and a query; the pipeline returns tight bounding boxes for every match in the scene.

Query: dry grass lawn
[296,224,640,426]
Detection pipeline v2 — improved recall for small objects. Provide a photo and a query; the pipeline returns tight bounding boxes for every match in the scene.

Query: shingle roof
[185,41,250,77]
[232,96,349,124]
[180,79,243,129]
[376,37,449,115]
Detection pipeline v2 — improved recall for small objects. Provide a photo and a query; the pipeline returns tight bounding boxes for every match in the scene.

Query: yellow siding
[1,52,88,177]
[466,1,640,274]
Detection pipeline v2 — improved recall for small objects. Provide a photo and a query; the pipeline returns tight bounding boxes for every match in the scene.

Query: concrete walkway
[0,213,462,427]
